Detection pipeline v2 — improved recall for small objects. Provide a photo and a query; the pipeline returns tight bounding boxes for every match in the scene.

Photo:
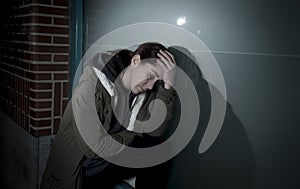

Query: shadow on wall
[164,46,255,189]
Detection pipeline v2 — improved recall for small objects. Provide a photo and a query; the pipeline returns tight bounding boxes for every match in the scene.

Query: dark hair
[101,49,133,82]
[133,42,168,60]
[110,49,133,69]
[102,42,168,81]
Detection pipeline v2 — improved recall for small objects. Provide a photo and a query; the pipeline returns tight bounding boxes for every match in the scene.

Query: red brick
[15,68,26,78]
[11,33,27,42]
[25,81,30,96]
[54,18,69,25]
[0,56,19,69]
[24,0,52,5]
[53,118,60,133]
[20,112,24,128]
[30,118,51,127]
[25,72,51,80]
[21,98,27,113]
[25,16,52,24]
[30,64,68,71]
[25,96,30,112]
[53,36,69,44]
[30,90,52,98]
[17,108,21,124]
[54,82,61,116]
[30,100,52,108]
[28,35,52,43]
[30,110,51,118]
[54,73,68,80]
[54,55,69,61]
[18,6,30,15]
[24,114,29,130]
[30,128,52,137]
[0,0,70,137]
[16,77,20,93]
[53,0,69,7]
[36,73,52,80]
[17,61,30,70]
[12,106,17,120]
[29,6,69,16]
[8,104,12,118]
[19,110,23,127]
[28,25,69,35]
[30,82,52,90]
[0,48,20,58]
[29,45,69,53]
[62,82,69,97]
[24,53,51,61]
[18,93,22,110]
[17,43,30,51]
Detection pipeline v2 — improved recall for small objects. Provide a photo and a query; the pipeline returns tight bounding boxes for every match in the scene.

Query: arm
[72,66,140,159]
[147,49,177,136]
[131,79,176,138]
[147,80,176,137]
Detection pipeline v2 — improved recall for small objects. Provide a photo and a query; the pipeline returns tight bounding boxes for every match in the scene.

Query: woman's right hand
[157,50,176,89]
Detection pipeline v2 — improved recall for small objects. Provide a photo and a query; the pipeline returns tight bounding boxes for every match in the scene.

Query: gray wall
[0,111,54,189]
[83,0,300,188]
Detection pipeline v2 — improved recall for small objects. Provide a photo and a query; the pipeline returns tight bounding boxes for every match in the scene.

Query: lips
[132,85,144,94]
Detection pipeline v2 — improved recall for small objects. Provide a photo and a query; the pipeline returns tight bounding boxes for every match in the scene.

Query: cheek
[133,72,149,84]
[143,79,157,88]
[130,71,145,86]
[132,76,147,87]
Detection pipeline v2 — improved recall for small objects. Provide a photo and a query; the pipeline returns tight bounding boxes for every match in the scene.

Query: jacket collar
[92,66,146,132]
[92,66,116,97]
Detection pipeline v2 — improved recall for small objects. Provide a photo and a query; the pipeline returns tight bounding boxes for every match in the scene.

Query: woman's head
[122,42,169,93]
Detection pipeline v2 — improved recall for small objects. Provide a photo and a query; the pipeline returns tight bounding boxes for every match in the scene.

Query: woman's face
[129,58,163,94]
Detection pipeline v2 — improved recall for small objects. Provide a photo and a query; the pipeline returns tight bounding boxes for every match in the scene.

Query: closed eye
[151,69,159,78]
[147,73,156,80]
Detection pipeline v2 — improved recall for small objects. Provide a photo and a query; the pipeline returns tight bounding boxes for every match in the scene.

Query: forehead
[139,57,158,65]
[137,61,162,73]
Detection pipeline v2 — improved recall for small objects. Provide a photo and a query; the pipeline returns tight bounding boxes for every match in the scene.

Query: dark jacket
[40,57,176,189]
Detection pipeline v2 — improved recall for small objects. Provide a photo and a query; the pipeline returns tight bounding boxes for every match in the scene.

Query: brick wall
[0,0,70,136]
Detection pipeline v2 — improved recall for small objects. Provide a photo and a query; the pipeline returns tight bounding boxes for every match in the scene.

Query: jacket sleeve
[109,83,176,144]
[72,65,140,159]
[142,80,177,137]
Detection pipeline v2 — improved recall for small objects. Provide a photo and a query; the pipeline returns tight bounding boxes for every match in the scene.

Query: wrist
[164,82,172,89]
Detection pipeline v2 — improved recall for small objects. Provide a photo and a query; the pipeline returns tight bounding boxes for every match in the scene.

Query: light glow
[176,17,186,26]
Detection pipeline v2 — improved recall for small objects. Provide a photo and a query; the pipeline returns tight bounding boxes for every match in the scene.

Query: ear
[131,54,141,65]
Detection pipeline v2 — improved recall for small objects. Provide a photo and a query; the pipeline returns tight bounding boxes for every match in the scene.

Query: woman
[41,42,177,189]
